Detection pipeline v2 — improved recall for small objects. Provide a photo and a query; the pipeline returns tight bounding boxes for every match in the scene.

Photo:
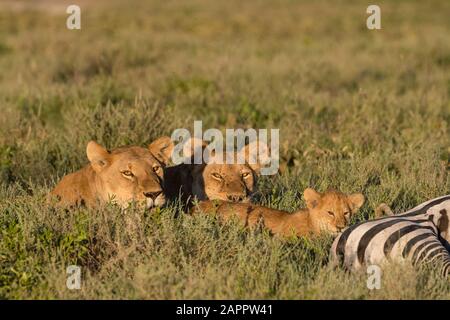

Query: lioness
[191,188,365,237]
[163,138,271,208]
[50,136,174,209]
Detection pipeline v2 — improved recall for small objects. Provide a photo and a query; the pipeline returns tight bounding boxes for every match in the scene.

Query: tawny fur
[374,203,394,218]
[50,165,102,207]
[191,188,365,238]
[163,139,269,208]
[50,136,174,208]
[163,162,259,207]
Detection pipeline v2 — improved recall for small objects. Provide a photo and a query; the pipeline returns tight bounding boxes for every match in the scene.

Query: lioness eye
[121,170,134,177]
[327,211,335,217]
[212,173,222,180]
[152,166,160,173]
[242,172,250,178]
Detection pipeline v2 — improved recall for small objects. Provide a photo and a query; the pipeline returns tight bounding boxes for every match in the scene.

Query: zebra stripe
[402,233,435,258]
[330,195,450,277]
[383,225,434,257]
[401,195,450,217]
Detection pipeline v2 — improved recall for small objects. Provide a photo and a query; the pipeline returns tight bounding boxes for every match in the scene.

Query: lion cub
[164,138,271,208]
[191,188,365,237]
[50,136,174,209]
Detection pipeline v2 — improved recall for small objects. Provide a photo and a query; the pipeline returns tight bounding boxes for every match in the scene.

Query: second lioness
[191,188,365,237]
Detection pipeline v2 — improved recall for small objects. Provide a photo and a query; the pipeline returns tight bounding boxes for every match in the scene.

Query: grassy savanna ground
[1,0,450,299]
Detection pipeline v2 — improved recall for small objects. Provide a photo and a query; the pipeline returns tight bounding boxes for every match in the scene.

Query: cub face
[303,188,365,234]
[87,136,174,208]
[184,139,270,202]
[191,162,257,202]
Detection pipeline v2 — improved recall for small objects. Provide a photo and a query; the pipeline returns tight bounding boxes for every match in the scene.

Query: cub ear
[348,193,365,212]
[239,140,270,174]
[86,141,110,173]
[304,188,322,209]
[149,136,174,165]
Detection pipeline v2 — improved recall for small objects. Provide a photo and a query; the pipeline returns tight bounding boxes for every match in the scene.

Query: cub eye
[152,165,161,173]
[242,172,251,179]
[121,170,134,177]
[327,211,335,217]
[212,173,222,180]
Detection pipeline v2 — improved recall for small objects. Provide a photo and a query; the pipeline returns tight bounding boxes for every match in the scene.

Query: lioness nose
[227,195,245,202]
[143,191,162,200]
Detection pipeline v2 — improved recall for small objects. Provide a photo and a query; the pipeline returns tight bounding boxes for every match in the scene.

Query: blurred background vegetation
[0,0,449,299]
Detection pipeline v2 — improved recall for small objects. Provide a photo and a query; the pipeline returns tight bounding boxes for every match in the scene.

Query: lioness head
[303,188,365,234]
[87,136,174,209]
[183,138,271,202]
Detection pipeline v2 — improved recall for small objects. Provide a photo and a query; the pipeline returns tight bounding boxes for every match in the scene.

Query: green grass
[0,0,449,299]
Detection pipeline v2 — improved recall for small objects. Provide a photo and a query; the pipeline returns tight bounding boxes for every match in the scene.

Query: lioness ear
[149,136,174,165]
[239,140,270,174]
[86,141,110,172]
[348,193,365,212]
[304,188,322,209]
